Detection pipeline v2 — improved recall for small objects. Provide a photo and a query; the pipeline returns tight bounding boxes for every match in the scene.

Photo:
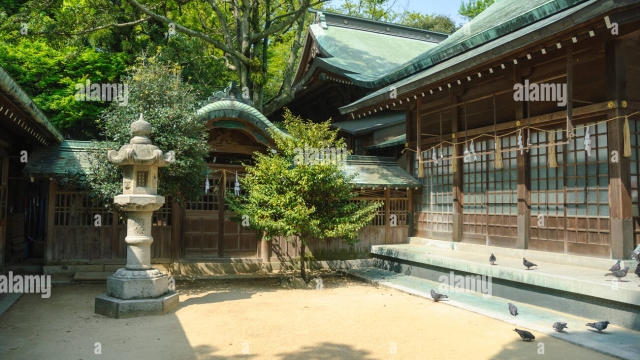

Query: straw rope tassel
[548,131,558,168]
[452,145,457,173]
[418,152,424,178]
[494,136,503,169]
[624,116,631,157]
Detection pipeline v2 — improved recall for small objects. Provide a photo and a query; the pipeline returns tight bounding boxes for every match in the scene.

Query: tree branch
[124,0,250,65]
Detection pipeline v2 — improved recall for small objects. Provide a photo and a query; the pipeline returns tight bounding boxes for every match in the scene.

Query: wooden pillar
[384,188,391,244]
[171,201,181,263]
[406,107,413,175]
[514,64,531,249]
[217,173,226,258]
[0,157,8,273]
[606,39,634,259]
[45,181,57,265]
[451,92,463,242]
[407,187,414,240]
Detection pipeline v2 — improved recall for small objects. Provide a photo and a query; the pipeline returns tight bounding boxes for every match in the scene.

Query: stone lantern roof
[107,114,175,167]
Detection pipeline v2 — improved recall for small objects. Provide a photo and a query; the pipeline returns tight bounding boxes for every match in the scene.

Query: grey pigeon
[523,258,537,270]
[489,253,496,265]
[586,321,610,333]
[431,289,448,302]
[508,302,518,316]
[553,322,568,332]
[609,260,621,272]
[514,329,535,341]
[605,267,629,281]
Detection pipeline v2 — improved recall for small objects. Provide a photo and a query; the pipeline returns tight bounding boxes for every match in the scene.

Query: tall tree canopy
[459,0,494,21]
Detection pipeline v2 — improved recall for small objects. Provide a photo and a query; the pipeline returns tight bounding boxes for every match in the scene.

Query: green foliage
[0,38,127,139]
[226,109,382,277]
[323,0,457,33]
[459,0,495,21]
[57,55,210,208]
[400,12,457,34]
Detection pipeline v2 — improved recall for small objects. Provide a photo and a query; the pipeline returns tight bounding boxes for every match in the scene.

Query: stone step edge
[346,268,636,360]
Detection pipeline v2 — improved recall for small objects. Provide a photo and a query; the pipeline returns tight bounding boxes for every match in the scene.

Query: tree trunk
[300,241,306,281]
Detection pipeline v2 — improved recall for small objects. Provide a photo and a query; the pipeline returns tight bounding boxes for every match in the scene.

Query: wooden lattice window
[54,192,114,226]
[186,174,221,211]
[629,119,640,247]
[415,146,453,232]
[565,122,610,245]
[487,136,518,215]
[530,129,565,242]
[462,139,488,235]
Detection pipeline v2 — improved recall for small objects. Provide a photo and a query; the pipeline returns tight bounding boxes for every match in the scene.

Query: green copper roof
[339,0,619,114]
[365,134,406,150]
[308,24,439,84]
[0,65,64,144]
[331,111,404,135]
[343,155,420,188]
[23,140,92,177]
[197,100,287,140]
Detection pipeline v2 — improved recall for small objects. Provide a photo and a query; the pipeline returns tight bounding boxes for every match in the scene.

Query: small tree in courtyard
[226,110,382,280]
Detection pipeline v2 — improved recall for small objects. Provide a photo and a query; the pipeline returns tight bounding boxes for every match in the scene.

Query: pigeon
[514,329,535,341]
[609,260,621,272]
[431,289,448,302]
[489,253,496,265]
[605,267,629,281]
[553,322,568,332]
[523,258,537,270]
[508,302,518,316]
[586,321,610,333]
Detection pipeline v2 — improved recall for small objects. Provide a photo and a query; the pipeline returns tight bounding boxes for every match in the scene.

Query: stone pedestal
[95,114,178,319]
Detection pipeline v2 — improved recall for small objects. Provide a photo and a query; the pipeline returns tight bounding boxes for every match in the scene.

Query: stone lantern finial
[130,113,152,144]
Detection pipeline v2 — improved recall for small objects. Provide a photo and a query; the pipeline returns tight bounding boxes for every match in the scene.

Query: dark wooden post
[451,92,463,242]
[217,173,226,258]
[606,39,634,259]
[385,188,391,244]
[46,181,57,265]
[0,157,9,272]
[515,64,531,249]
[171,201,181,263]
[407,187,413,240]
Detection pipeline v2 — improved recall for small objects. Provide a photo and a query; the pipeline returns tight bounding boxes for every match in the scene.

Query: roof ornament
[208,81,254,106]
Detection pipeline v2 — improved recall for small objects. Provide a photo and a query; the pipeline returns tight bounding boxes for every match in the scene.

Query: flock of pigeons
[428,250,640,342]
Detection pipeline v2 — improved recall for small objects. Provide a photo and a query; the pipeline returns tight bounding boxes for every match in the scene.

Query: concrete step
[347,267,640,360]
[371,243,640,331]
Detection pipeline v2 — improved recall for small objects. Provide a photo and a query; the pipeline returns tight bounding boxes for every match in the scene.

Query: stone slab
[106,274,168,300]
[372,244,640,306]
[95,292,179,319]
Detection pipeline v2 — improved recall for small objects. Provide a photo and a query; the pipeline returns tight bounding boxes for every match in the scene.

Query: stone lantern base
[95,268,179,319]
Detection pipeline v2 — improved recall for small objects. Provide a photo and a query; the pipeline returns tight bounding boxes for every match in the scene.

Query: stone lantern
[95,114,179,318]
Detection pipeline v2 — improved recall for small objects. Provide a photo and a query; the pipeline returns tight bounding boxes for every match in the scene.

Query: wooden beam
[606,39,634,259]
[384,188,391,244]
[515,64,531,250]
[418,101,623,147]
[451,91,463,242]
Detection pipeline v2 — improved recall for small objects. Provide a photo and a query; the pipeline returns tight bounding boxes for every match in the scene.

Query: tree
[225,110,382,280]
[325,0,457,34]
[56,54,210,208]
[400,11,457,34]
[14,0,326,115]
[459,0,494,21]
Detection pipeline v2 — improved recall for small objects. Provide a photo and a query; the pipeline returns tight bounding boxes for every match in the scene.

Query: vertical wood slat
[451,92,463,241]
[384,188,391,244]
[45,181,57,265]
[171,201,181,262]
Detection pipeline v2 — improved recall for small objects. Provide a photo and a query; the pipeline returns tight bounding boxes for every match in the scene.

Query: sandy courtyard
[0,276,614,360]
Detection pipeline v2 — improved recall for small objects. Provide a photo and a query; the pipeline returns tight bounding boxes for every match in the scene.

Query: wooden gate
[182,169,258,259]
